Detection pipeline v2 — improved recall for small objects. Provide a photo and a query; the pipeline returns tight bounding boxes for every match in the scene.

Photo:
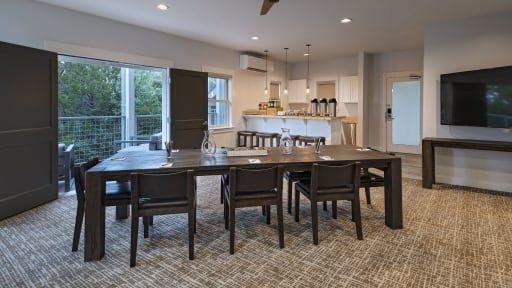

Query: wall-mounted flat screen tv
[440,66,512,128]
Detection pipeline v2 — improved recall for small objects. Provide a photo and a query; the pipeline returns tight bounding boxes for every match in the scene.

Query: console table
[422,137,512,188]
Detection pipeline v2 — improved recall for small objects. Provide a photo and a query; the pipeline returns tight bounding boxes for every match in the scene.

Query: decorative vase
[201,129,216,155]
[280,128,293,154]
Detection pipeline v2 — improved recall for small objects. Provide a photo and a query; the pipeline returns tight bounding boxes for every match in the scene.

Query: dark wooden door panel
[0,41,57,220]
[170,69,207,149]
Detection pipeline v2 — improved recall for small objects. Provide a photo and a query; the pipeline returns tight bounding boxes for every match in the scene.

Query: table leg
[384,158,403,229]
[84,171,105,261]
[422,139,434,188]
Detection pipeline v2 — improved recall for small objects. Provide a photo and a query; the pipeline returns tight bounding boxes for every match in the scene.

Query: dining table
[84,144,402,261]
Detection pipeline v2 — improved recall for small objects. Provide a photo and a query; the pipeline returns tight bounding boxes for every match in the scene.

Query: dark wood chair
[130,170,196,267]
[360,168,385,205]
[223,165,284,254]
[297,135,326,146]
[58,143,75,192]
[255,132,280,147]
[294,162,362,244]
[283,136,326,214]
[237,130,257,147]
[72,158,131,252]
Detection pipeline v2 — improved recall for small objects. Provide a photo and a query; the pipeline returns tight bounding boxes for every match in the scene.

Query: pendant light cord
[306,44,311,91]
[284,48,288,92]
[265,50,268,94]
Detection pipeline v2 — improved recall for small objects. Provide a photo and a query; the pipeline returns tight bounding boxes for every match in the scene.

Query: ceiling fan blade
[260,0,278,15]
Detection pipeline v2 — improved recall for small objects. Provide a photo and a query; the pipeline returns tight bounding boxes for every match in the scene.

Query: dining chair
[294,162,362,244]
[58,143,75,192]
[130,170,196,267]
[72,158,131,252]
[360,168,385,205]
[283,137,326,214]
[223,165,284,254]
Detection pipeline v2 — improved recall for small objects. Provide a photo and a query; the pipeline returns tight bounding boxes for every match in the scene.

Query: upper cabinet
[339,76,359,103]
[287,79,308,103]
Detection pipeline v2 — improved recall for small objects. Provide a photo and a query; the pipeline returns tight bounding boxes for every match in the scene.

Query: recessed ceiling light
[157,4,169,11]
[340,18,352,23]
[251,36,259,40]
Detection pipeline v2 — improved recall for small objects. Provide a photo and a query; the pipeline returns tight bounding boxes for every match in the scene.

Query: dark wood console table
[422,137,512,188]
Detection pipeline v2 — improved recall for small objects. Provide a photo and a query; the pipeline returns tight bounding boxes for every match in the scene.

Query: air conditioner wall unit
[240,54,274,73]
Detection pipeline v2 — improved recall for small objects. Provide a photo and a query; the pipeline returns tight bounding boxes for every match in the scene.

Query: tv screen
[440,66,512,128]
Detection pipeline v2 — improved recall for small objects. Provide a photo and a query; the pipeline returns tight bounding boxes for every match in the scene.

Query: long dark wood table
[84,145,402,261]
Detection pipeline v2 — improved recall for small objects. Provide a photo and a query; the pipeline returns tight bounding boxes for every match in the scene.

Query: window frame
[207,73,232,129]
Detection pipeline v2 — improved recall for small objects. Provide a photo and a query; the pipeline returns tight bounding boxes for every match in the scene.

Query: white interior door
[385,72,422,154]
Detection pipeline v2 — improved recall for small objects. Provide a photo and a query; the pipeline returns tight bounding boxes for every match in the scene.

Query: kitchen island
[242,115,345,144]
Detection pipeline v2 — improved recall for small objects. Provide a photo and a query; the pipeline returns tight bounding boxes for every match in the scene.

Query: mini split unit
[240,54,274,73]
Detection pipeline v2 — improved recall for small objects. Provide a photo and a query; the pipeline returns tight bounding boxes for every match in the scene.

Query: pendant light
[264,50,269,96]
[284,47,288,95]
[306,44,311,94]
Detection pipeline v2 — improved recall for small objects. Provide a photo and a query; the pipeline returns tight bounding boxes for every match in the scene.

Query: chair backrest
[229,165,283,195]
[58,144,75,175]
[131,170,194,203]
[73,158,100,202]
[311,162,360,193]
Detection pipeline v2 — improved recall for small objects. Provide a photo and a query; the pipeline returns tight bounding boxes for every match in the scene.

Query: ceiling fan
[260,0,279,15]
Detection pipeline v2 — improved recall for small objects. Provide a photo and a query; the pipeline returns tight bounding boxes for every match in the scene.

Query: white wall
[0,0,285,148]
[423,11,512,192]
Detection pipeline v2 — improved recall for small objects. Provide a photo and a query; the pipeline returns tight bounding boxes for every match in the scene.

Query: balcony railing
[58,115,160,164]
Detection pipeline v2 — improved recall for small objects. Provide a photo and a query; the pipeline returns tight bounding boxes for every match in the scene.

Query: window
[57,55,167,162]
[207,74,231,128]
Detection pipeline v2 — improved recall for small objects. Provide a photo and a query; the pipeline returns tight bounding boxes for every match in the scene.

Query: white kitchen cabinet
[339,76,359,103]
[287,79,308,103]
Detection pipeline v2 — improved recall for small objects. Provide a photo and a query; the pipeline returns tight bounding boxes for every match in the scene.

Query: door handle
[386,107,394,121]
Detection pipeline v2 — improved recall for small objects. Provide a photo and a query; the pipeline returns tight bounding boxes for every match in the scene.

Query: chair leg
[130,214,139,267]
[332,201,337,219]
[365,187,372,205]
[149,216,154,226]
[353,200,363,240]
[312,202,319,245]
[294,188,300,222]
[287,179,293,214]
[266,206,271,224]
[188,208,195,260]
[224,199,229,230]
[277,202,284,249]
[143,217,149,238]
[72,202,84,252]
[262,206,266,216]
[229,205,236,254]
[323,201,327,211]
[220,179,224,204]
[115,205,129,220]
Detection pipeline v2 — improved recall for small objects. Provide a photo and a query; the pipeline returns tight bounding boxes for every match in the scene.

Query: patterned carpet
[1,176,511,287]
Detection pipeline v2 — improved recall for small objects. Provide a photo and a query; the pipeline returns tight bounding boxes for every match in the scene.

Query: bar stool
[290,135,301,146]
[237,130,256,147]
[255,132,279,147]
[298,136,326,146]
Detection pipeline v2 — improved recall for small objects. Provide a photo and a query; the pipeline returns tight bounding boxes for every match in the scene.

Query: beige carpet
[1,176,511,287]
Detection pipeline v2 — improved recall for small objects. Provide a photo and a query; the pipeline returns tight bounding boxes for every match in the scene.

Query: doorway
[385,71,422,154]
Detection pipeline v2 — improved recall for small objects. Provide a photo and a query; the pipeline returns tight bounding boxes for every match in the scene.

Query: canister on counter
[328,98,337,117]
[319,98,328,116]
[310,98,318,116]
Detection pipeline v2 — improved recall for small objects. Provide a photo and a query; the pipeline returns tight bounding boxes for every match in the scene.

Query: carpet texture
[1,176,511,287]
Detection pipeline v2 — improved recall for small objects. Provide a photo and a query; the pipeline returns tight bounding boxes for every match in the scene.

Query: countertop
[243,114,345,120]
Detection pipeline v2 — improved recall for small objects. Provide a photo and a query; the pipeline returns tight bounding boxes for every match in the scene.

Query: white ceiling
[35,0,512,63]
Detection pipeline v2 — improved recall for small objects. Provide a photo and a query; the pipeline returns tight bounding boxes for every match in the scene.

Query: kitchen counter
[242,115,344,144]
[243,114,345,120]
